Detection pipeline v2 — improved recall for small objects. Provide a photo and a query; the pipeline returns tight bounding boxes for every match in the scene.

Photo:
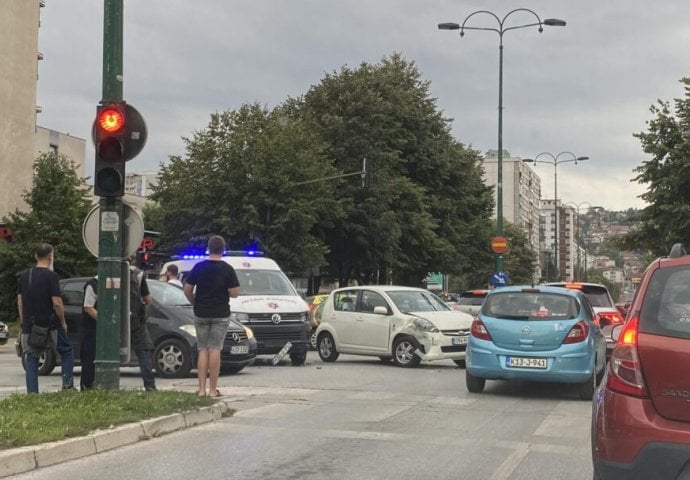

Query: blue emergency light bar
[172,249,264,260]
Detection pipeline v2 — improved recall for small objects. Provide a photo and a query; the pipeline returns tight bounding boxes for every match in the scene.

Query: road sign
[491,236,509,254]
[82,202,144,258]
[490,271,510,287]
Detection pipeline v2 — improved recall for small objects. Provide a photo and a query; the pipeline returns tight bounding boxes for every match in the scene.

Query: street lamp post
[565,201,593,280]
[439,10,565,275]
[523,153,589,280]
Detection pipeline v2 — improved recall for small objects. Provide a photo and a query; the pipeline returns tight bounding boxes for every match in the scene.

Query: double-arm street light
[523,152,589,280]
[438,10,565,275]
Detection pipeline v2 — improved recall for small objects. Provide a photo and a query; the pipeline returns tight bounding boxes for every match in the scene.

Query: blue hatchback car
[465,285,606,400]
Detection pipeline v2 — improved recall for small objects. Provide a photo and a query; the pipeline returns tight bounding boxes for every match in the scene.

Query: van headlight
[414,318,439,333]
[178,324,197,337]
[300,312,307,322]
[231,313,249,323]
[244,326,255,339]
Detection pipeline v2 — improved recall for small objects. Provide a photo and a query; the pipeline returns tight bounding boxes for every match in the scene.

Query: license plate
[0,332,7,339]
[506,356,547,369]
[230,345,249,354]
[452,336,468,345]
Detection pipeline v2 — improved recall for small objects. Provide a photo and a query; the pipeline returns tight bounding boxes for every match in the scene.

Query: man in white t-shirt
[163,264,183,288]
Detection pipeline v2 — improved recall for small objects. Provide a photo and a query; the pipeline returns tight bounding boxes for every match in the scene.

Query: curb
[0,401,231,478]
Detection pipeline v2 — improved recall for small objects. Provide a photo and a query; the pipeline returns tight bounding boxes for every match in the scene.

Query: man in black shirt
[17,243,74,393]
[184,235,240,397]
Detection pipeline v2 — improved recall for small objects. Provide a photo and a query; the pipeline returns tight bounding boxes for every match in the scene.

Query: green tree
[620,77,690,255]
[503,222,539,285]
[0,152,95,323]
[150,102,341,275]
[299,53,494,287]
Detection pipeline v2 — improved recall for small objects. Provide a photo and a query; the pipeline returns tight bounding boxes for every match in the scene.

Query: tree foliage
[0,152,94,323]
[620,77,690,256]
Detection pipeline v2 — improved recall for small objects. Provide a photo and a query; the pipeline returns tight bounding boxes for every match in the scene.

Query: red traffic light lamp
[92,102,147,197]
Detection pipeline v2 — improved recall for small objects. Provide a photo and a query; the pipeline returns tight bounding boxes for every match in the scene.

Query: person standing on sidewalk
[79,263,157,391]
[16,243,74,393]
[183,235,240,397]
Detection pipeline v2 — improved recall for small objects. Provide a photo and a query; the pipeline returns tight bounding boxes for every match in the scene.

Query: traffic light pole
[95,0,124,389]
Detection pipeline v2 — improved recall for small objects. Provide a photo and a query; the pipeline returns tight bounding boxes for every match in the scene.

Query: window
[61,281,85,307]
[360,290,388,313]
[334,290,358,312]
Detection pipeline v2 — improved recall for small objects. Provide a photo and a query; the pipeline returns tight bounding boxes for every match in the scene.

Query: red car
[591,243,690,479]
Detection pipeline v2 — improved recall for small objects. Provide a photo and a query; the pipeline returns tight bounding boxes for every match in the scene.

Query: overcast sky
[36,1,690,211]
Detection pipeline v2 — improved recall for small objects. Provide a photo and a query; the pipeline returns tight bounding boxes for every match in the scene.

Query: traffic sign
[490,271,510,287]
[491,236,509,254]
[82,202,144,258]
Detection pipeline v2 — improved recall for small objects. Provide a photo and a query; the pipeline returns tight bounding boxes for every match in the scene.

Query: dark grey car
[17,278,257,378]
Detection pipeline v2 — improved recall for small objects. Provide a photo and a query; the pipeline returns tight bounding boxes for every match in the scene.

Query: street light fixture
[438,10,565,275]
[565,201,593,280]
[523,152,589,280]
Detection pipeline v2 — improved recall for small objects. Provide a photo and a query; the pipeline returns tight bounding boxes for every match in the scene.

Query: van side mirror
[373,306,388,315]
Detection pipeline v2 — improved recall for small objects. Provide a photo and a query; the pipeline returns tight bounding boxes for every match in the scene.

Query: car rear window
[458,296,485,306]
[639,265,690,340]
[482,292,579,321]
[550,283,613,308]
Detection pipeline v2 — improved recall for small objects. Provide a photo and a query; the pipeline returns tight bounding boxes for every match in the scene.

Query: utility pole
[95,0,124,389]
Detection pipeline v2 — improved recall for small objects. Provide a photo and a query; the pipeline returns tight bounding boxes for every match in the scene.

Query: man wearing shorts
[183,235,240,397]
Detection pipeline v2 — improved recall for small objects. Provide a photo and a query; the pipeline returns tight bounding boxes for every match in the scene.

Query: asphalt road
[1,343,594,480]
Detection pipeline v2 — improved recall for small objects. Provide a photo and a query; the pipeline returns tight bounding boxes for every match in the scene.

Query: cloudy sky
[36,1,690,211]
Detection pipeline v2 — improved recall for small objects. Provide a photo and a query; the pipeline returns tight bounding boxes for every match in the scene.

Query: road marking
[489,442,530,480]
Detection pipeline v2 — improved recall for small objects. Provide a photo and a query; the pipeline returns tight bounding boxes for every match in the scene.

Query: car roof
[331,285,431,294]
[161,256,281,275]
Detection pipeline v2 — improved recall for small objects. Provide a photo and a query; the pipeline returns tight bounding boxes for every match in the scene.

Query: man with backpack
[80,260,156,391]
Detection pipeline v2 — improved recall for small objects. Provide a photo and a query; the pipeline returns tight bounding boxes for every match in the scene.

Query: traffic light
[92,102,148,197]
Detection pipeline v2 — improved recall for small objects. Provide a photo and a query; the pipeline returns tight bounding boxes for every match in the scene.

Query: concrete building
[482,150,542,250]
[1,1,86,220]
[1,0,43,217]
[538,199,578,282]
[125,171,158,198]
[34,127,86,178]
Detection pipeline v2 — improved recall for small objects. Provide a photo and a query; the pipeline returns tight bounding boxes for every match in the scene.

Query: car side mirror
[611,323,625,343]
[373,306,388,315]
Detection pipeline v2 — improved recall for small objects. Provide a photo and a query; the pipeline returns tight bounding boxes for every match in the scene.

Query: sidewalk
[0,398,232,478]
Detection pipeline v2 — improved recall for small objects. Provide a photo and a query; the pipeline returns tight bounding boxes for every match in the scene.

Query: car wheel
[378,356,392,363]
[392,337,421,368]
[317,333,339,362]
[453,359,466,368]
[21,349,56,376]
[466,370,485,393]
[290,350,307,366]
[153,338,191,379]
[309,330,317,350]
[578,371,596,400]
[221,364,246,375]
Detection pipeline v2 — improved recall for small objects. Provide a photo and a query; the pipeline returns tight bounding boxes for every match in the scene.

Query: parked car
[592,243,690,480]
[315,286,473,368]
[453,289,489,316]
[465,285,606,400]
[16,278,257,378]
[0,321,8,345]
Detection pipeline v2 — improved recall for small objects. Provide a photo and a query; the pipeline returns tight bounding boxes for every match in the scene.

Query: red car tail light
[562,320,588,344]
[471,318,492,341]
[598,310,624,326]
[606,315,649,398]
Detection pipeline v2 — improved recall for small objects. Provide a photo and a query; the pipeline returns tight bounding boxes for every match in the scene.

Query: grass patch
[0,389,225,450]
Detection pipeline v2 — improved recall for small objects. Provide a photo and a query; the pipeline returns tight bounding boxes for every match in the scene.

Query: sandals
[208,389,223,398]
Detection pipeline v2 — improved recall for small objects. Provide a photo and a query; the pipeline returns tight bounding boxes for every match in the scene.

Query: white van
[161,254,311,365]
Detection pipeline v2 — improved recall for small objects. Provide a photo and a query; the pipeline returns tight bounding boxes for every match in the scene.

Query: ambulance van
[161,253,310,365]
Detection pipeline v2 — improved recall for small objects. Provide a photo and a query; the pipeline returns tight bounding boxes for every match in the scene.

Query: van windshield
[235,270,297,296]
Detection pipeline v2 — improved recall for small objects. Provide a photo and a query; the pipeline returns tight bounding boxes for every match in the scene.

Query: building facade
[1,0,43,217]
[35,127,86,178]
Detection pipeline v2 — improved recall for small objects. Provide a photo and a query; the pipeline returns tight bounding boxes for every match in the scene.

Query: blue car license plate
[506,356,547,369]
